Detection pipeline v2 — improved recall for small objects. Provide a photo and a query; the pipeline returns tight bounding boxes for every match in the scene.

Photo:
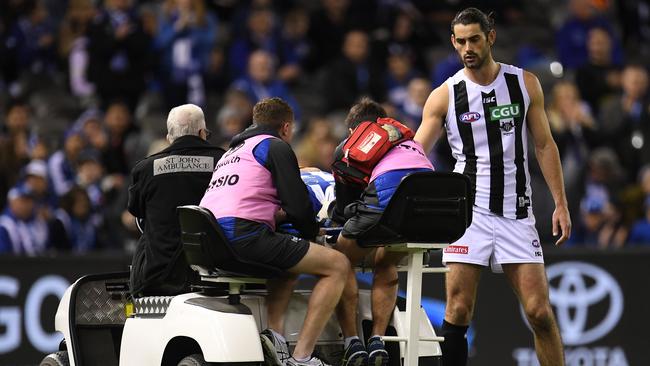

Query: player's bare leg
[334,235,372,337]
[442,263,483,366]
[503,263,564,366]
[371,248,406,335]
[288,243,350,359]
[266,273,299,334]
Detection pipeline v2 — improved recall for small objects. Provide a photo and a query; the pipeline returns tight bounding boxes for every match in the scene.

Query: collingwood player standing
[415,8,571,366]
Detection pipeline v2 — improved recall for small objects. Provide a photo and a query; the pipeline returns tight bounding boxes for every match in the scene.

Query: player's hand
[552,205,571,246]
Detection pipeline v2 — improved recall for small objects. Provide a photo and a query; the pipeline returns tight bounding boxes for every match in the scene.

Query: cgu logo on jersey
[489,103,521,121]
[459,111,481,123]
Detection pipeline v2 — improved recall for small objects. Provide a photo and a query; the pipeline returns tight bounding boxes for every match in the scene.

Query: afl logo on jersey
[459,111,481,123]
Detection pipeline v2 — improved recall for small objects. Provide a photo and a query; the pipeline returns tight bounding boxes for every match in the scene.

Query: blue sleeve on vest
[216,217,236,241]
[253,138,272,167]
[373,168,431,208]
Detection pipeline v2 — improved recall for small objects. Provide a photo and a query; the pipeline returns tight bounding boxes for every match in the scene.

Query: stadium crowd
[0,0,649,255]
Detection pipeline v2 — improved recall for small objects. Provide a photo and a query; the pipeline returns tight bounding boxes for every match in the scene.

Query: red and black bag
[332,117,414,186]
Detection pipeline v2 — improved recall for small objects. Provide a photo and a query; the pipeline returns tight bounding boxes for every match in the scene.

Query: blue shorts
[217,217,310,270]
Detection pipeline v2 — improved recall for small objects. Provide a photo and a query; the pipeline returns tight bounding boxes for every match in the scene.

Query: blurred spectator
[227,0,279,38]
[21,159,54,218]
[569,184,618,247]
[599,64,650,183]
[155,0,218,109]
[1,98,31,136]
[279,7,311,83]
[616,0,650,57]
[627,194,650,245]
[549,82,590,128]
[385,46,420,107]
[397,77,431,129]
[86,0,151,110]
[58,0,96,100]
[49,186,97,252]
[139,3,158,38]
[28,134,49,160]
[555,0,623,69]
[231,50,301,123]
[431,52,463,88]
[296,117,337,170]
[575,27,621,114]
[382,10,431,74]
[307,0,349,68]
[323,30,385,112]
[73,109,108,152]
[0,17,9,90]
[547,81,597,188]
[4,0,57,91]
[101,100,141,176]
[0,184,49,255]
[313,137,337,172]
[627,166,650,244]
[215,106,249,148]
[569,148,628,247]
[22,159,49,197]
[203,45,229,98]
[0,133,31,210]
[228,7,281,79]
[307,0,373,70]
[213,88,253,146]
[48,129,84,197]
[76,150,104,210]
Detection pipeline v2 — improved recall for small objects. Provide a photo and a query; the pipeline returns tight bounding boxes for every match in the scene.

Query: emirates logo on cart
[444,245,469,254]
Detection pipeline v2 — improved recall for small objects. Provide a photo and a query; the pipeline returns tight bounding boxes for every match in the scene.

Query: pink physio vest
[200,134,280,230]
[369,139,434,183]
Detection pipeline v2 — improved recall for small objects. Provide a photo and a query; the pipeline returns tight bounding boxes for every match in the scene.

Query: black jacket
[128,135,224,296]
[229,125,319,239]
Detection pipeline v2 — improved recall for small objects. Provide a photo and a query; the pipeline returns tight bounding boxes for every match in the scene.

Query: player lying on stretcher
[275,98,434,366]
[325,98,434,366]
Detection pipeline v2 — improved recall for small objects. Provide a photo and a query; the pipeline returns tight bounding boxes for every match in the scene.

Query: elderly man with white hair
[128,104,225,296]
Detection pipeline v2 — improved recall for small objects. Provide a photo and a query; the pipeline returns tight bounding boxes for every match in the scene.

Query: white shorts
[442,207,543,273]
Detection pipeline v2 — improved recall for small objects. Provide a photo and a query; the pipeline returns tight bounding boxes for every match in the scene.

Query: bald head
[166,104,207,143]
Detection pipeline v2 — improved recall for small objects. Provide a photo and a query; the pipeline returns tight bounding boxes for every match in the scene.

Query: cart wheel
[178,353,209,366]
[39,351,69,366]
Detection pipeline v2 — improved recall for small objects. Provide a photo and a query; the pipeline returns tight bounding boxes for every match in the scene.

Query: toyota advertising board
[1,250,649,365]
[456,249,650,365]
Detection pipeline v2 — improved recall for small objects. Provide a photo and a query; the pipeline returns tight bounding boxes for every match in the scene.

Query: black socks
[440,320,469,366]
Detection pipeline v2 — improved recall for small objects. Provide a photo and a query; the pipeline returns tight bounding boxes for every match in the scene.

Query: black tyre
[39,351,69,366]
[178,353,208,366]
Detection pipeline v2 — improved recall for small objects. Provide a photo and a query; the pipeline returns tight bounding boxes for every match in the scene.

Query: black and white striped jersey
[444,63,533,220]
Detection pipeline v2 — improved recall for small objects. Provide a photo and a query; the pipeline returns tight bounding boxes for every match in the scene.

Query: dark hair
[344,97,387,129]
[59,186,90,215]
[252,97,294,130]
[6,98,29,115]
[451,7,494,36]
